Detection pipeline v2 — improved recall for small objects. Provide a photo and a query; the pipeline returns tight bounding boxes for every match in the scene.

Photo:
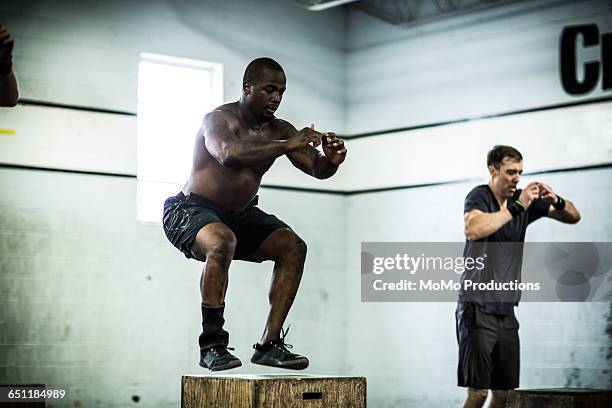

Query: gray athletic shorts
[456,301,520,390]
[163,191,289,262]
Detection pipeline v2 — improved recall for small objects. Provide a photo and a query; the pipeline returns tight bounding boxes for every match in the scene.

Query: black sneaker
[199,345,242,371]
[251,327,309,370]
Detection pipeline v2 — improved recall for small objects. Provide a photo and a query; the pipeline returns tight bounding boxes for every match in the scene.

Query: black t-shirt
[460,184,550,315]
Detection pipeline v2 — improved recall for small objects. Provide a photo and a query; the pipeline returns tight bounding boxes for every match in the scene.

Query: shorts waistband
[177,191,259,212]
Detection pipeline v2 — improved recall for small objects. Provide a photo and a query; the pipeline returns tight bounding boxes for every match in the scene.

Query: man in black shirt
[458,145,581,408]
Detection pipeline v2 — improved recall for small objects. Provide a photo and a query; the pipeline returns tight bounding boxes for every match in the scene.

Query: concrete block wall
[340,101,612,191]
[346,0,612,134]
[2,0,346,130]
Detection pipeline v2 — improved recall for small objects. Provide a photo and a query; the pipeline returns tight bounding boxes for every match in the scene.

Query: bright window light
[137,53,223,223]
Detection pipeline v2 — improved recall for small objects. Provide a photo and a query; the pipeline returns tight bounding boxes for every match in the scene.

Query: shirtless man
[163,57,347,371]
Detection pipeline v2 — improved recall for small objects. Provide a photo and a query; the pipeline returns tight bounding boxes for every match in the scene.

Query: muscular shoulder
[204,103,240,132]
[271,118,297,140]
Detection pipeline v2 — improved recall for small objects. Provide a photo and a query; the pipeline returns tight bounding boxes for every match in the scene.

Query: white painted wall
[342,101,612,191]
[0,105,136,175]
[346,0,612,134]
[2,0,346,130]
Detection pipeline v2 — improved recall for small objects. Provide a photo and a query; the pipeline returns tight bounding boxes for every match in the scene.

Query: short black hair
[243,57,284,85]
[487,145,523,169]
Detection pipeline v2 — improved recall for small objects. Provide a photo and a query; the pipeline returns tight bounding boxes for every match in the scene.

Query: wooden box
[506,388,612,408]
[182,374,366,408]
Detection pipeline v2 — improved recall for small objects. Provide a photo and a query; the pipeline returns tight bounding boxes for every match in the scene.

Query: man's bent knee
[280,231,307,263]
[192,223,237,261]
[253,228,307,263]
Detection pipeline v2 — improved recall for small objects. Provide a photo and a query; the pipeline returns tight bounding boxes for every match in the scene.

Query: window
[136,53,223,223]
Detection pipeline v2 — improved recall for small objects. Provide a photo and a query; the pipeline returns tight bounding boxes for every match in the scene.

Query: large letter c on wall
[560,24,600,95]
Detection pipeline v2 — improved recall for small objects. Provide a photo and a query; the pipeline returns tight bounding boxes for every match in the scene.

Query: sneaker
[251,326,309,370]
[199,345,242,371]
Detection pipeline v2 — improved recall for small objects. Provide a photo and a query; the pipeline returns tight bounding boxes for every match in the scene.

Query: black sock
[199,303,229,350]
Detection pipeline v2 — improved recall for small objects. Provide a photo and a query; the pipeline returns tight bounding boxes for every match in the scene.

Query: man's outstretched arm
[204,111,321,168]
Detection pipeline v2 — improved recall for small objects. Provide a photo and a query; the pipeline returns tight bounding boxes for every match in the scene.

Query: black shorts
[162,191,289,262]
[456,302,520,390]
